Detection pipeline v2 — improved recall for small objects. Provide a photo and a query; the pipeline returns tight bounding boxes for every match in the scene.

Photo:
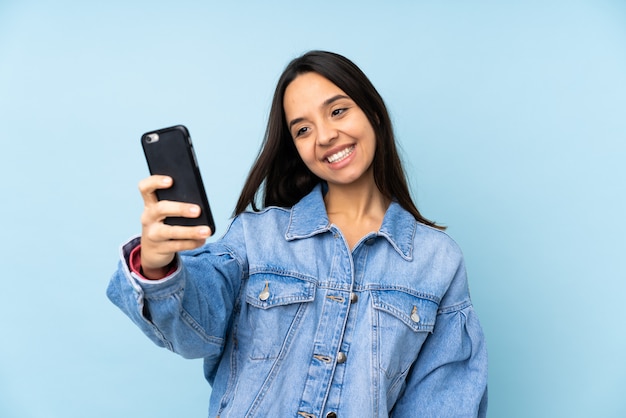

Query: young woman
[108,50,488,417]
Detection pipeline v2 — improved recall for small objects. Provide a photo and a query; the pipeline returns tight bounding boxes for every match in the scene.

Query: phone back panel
[141,125,215,230]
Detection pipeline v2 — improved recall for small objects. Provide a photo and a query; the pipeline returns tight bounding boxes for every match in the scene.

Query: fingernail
[199,227,210,236]
[189,206,200,214]
[162,177,172,185]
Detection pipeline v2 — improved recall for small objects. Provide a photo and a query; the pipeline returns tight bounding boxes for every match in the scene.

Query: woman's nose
[316,121,338,146]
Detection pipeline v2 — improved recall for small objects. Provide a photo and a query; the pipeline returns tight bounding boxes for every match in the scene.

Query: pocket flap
[371,289,438,332]
[246,272,316,309]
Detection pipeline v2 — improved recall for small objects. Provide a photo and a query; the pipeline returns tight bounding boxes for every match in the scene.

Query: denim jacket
[107,184,488,417]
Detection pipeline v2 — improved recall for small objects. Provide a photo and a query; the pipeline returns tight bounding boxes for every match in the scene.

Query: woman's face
[283,72,376,188]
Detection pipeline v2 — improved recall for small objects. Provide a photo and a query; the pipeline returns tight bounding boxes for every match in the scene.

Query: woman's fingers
[141,200,203,226]
[143,223,211,243]
[138,175,173,205]
[140,224,211,271]
[136,175,212,272]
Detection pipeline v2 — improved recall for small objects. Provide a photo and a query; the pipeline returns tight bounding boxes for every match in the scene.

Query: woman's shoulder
[236,205,293,224]
[413,221,465,260]
[218,205,294,238]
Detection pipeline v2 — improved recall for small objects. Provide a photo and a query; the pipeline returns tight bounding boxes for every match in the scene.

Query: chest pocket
[371,289,439,379]
[244,271,316,360]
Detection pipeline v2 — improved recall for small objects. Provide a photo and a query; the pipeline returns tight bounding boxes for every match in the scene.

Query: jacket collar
[285,184,416,260]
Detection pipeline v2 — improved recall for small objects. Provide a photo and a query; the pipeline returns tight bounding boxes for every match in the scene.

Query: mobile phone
[141,125,216,232]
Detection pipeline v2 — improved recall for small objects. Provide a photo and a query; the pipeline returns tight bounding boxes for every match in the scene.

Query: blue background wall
[1,1,625,416]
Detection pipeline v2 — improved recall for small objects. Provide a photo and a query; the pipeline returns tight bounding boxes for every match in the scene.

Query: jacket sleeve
[391,261,488,417]
[106,222,246,362]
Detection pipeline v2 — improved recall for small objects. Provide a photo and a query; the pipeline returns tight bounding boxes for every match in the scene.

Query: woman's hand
[138,175,212,279]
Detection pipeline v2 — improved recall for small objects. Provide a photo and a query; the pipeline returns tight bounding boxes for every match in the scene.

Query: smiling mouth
[326,145,355,163]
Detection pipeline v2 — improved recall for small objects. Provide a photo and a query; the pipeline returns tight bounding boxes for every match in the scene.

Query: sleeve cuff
[129,244,178,280]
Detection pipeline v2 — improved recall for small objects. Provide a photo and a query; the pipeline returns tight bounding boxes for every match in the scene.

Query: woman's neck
[323,175,390,248]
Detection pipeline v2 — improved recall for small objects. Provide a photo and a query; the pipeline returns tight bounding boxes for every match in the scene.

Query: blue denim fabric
[107,184,488,417]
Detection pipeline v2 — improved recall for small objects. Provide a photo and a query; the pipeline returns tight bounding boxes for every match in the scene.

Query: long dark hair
[235,50,442,229]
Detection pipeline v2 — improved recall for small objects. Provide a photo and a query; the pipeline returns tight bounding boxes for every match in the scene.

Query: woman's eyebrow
[323,94,350,107]
[288,117,305,130]
[288,94,351,130]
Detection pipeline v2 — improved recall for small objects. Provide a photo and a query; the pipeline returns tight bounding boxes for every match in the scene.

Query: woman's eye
[295,127,309,137]
[331,108,347,117]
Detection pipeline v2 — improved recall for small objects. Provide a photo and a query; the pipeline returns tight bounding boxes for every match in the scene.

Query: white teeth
[327,146,355,163]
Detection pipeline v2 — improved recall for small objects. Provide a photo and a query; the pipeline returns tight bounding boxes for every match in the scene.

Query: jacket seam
[437,299,472,314]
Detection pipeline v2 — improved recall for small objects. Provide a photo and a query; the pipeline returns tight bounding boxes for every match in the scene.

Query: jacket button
[349,292,358,303]
[411,306,420,323]
[259,281,270,301]
[365,238,375,245]
[337,352,347,364]
[326,413,337,418]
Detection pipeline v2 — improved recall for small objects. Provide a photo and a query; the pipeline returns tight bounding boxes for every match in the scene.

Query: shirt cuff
[129,244,178,280]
